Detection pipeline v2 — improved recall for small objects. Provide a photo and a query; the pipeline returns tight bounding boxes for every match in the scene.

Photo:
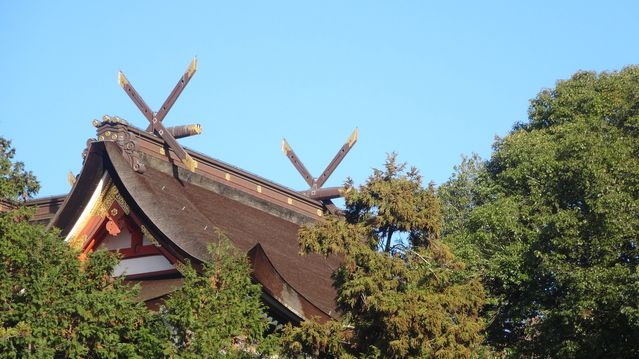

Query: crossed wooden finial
[282,128,358,214]
[118,58,201,172]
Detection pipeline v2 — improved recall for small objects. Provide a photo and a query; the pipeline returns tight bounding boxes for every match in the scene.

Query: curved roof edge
[248,243,336,322]
[49,141,108,235]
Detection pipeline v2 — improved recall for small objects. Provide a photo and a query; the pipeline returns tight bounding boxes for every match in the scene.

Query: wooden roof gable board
[51,127,341,322]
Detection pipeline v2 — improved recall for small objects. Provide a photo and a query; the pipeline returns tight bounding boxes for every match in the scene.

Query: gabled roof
[1,195,65,226]
[50,120,341,322]
[26,195,66,225]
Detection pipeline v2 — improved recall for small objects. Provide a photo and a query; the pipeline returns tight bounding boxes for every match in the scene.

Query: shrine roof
[26,195,67,225]
[50,121,341,321]
[0,195,67,225]
[98,118,327,221]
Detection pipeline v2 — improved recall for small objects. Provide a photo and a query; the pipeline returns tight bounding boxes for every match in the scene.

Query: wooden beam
[281,138,315,187]
[151,120,197,172]
[302,186,342,200]
[146,57,198,131]
[118,71,154,122]
[316,128,358,188]
[118,59,199,172]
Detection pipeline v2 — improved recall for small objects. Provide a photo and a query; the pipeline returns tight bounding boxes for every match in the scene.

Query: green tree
[282,154,487,358]
[438,153,484,240]
[0,138,280,358]
[0,138,39,201]
[158,233,279,358]
[438,154,488,276]
[0,138,162,357]
[442,67,639,357]
[0,219,163,357]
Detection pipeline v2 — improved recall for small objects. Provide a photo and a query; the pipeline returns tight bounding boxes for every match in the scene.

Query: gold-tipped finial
[67,171,77,187]
[281,138,292,155]
[190,124,202,135]
[347,127,359,147]
[183,153,198,173]
[117,71,129,88]
[166,124,203,139]
[187,57,198,77]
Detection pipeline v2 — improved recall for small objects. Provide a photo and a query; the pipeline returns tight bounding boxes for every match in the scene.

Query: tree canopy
[0,216,163,357]
[157,234,279,358]
[0,137,162,357]
[282,154,487,358]
[440,67,639,357]
[0,138,275,358]
[0,138,39,201]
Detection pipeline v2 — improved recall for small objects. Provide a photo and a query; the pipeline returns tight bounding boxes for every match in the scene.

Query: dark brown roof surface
[26,195,67,225]
[105,142,341,319]
[2,196,66,226]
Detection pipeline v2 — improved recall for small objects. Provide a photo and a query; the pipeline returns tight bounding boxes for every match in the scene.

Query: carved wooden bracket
[91,115,146,173]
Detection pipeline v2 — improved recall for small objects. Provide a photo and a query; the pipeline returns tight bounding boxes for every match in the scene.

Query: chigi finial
[281,128,358,214]
[117,58,202,172]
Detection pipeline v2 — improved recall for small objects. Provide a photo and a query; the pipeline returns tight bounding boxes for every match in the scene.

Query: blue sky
[1,1,638,197]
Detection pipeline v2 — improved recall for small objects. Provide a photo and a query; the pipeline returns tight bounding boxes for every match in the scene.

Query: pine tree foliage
[0,137,161,357]
[0,138,278,358]
[0,138,39,201]
[0,210,162,358]
[158,233,279,358]
[281,318,351,359]
[282,154,487,358]
[440,67,639,357]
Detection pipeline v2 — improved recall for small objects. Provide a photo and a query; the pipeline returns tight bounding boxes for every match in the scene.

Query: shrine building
[18,59,357,326]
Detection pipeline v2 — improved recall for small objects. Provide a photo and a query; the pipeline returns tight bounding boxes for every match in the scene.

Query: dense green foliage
[282,154,487,358]
[0,219,163,357]
[158,234,279,358]
[438,154,487,276]
[0,215,277,358]
[440,67,639,357]
[0,138,275,358]
[438,154,484,241]
[0,137,161,357]
[0,138,39,201]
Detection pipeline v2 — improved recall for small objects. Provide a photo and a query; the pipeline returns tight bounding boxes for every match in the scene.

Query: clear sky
[1,1,638,197]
